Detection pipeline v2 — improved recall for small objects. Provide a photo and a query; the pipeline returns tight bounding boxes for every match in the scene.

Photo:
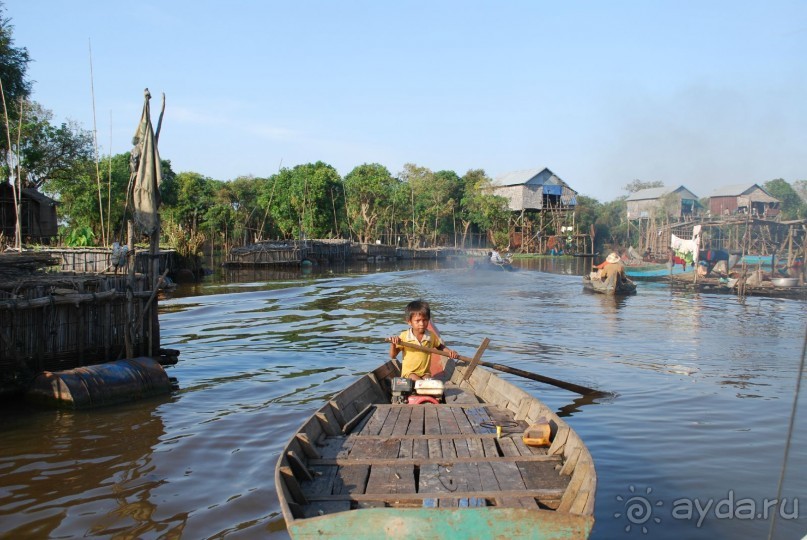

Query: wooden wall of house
[710,196,739,216]
[494,185,526,211]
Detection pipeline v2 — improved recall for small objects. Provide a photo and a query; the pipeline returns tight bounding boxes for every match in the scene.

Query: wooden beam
[342,404,374,435]
[333,432,513,441]
[279,466,308,505]
[287,451,314,482]
[463,337,490,381]
[304,488,565,502]
[308,455,562,466]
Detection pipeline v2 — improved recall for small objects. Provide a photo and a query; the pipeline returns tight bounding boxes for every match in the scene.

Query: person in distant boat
[597,252,626,282]
[490,249,504,264]
[387,300,458,380]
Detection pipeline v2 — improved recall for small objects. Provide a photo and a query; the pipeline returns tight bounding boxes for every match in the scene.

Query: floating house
[708,184,780,218]
[626,186,701,221]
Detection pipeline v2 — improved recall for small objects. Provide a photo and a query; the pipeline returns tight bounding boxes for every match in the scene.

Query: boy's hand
[387,336,401,345]
[445,348,459,359]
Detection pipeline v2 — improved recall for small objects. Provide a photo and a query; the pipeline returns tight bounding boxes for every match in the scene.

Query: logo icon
[614,485,663,534]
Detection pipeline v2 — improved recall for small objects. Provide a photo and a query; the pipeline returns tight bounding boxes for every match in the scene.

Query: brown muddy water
[1,258,805,539]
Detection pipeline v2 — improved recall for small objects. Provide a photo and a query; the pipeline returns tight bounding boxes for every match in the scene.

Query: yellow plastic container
[522,421,551,447]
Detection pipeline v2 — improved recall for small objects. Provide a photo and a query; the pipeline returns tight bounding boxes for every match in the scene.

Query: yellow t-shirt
[398,329,443,378]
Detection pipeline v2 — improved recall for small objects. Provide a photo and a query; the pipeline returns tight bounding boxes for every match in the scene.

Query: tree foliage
[19,101,94,189]
[263,161,344,239]
[623,179,664,193]
[344,163,397,243]
[48,152,176,244]
[764,178,806,220]
[458,169,510,247]
[0,3,32,160]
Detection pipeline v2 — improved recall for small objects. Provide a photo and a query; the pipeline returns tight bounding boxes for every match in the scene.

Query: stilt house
[708,184,780,218]
[626,185,701,221]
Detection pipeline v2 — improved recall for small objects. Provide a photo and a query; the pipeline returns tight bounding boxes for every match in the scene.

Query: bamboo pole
[125,220,135,358]
[15,98,23,246]
[106,111,112,245]
[88,39,107,247]
[0,77,21,252]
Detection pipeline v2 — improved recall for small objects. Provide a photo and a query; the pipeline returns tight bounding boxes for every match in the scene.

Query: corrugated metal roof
[492,167,548,187]
[709,184,764,197]
[626,185,699,201]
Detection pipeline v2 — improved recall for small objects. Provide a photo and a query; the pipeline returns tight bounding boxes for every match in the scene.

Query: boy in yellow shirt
[387,300,458,380]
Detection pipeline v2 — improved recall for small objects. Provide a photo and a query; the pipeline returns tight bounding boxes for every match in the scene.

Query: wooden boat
[623,261,691,279]
[490,259,515,271]
[583,274,637,295]
[275,352,596,539]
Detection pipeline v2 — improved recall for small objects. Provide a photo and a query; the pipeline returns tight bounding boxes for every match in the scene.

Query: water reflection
[0,398,183,538]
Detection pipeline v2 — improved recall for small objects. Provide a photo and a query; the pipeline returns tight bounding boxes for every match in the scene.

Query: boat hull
[583,275,636,295]
[623,262,690,279]
[287,506,593,539]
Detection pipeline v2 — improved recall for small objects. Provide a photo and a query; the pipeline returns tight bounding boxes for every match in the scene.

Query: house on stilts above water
[491,167,588,254]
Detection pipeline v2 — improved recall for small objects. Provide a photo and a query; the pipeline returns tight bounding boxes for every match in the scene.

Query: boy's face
[408,313,430,335]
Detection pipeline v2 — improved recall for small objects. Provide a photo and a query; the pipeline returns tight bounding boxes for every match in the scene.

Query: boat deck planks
[294,381,571,512]
[277,358,596,538]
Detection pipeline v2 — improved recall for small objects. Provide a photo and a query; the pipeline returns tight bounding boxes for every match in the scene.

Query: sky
[4,1,806,202]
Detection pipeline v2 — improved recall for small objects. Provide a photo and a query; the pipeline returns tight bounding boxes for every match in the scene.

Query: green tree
[221,175,270,245]
[574,195,602,252]
[597,197,629,249]
[18,101,93,189]
[165,171,219,238]
[793,180,807,205]
[49,153,176,244]
[0,4,32,161]
[458,169,510,248]
[344,163,397,243]
[397,164,460,246]
[264,162,343,239]
[398,163,434,247]
[433,170,462,245]
[764,178,806,220]
[623,179,664,193]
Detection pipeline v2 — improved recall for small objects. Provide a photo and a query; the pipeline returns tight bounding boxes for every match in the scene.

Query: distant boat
[739,254,775,266]
[623,262,691,279]
[583,274,637,295]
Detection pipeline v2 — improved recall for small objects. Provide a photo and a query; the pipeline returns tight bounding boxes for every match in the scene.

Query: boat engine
[390,377,444,405]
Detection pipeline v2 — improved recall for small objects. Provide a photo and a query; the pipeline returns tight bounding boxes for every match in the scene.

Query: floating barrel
[27,357,174,409]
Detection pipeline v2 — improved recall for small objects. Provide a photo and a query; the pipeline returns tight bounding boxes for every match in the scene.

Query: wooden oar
[394,340,605,397]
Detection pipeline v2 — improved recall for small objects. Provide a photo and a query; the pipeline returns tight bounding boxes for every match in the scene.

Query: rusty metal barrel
[27,357,174,409]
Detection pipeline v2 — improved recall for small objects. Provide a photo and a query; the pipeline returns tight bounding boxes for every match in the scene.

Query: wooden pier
[226,241,469,266]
